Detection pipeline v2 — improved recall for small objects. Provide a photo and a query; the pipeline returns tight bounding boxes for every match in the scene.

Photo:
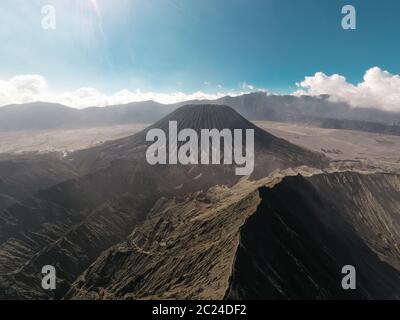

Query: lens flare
[89,0,100,16]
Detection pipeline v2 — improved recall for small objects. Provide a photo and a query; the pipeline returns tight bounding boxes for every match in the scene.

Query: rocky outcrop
[66,179,262,300]
[67,171,400,300]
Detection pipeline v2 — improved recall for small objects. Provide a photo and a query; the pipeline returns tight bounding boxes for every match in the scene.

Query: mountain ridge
[2,94,400,133]
[66,170,400,300]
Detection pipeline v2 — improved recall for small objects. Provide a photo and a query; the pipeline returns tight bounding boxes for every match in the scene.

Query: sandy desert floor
[0,121,399,172]
[255,121,400,173]
[0,124,148,154]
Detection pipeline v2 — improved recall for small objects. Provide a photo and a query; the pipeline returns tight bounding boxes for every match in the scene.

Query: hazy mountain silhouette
[212,92,400,125]
[0,101,175,131]
[2,94,400,134]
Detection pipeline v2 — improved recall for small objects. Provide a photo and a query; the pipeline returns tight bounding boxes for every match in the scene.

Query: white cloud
[5,67,399,112]
[55,88,246,107]
[241,81,254,90]
[0,75,47,106]
[0,75,256,109]
[295,67,400,112]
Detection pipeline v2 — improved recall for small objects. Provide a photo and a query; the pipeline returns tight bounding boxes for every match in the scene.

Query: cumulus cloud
[0,75,47,106]
[4,67,399,112]
[53,88,245,107]
[0,74,255,108]
[295,67,400,112]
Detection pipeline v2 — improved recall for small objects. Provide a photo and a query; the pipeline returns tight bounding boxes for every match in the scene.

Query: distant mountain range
[0,100,175,131]
[1,93,400,135]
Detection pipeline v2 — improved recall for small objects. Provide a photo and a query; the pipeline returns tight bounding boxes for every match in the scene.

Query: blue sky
[1,0,400,107]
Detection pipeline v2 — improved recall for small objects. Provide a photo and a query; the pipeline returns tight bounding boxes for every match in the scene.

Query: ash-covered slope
[67,171,400,300]
[227,172,400,299]
[71,104,327,176]
[0,153,79,208]
[0,105,326,299]
[66,178,263,300]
